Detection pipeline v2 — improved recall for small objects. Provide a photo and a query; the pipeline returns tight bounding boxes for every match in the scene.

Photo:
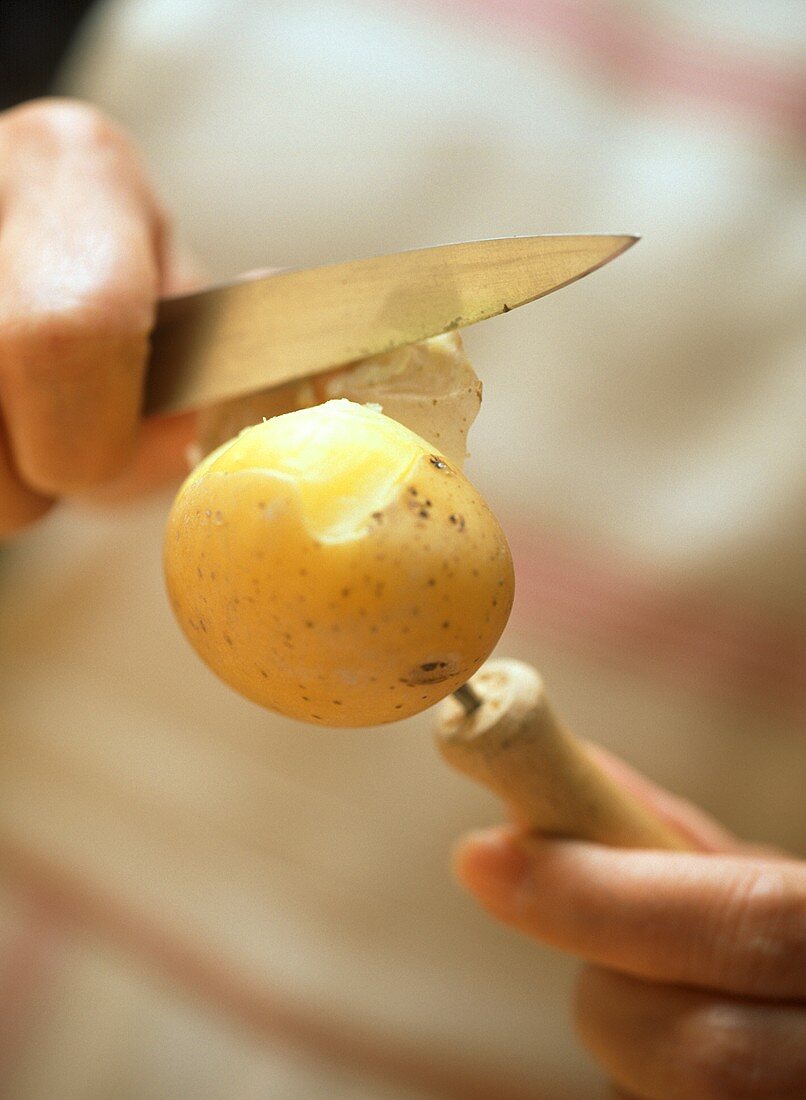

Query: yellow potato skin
[164,404,514,727]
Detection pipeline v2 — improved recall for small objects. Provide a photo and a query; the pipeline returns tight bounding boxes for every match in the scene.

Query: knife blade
[144,234,637,415]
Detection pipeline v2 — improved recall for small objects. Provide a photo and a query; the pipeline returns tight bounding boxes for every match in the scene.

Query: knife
[144,234,637,415]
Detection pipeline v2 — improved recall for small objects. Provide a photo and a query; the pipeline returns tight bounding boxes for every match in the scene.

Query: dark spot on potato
[401,657,460,685]
[429,455,447,469]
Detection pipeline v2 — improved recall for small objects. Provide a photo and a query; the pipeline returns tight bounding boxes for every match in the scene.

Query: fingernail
[453,827,530,913]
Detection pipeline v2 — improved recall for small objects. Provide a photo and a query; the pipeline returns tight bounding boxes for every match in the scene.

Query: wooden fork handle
[435,659,688,850]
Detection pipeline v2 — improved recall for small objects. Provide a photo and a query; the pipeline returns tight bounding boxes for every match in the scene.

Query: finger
[454,828,806,1000]
[0,411,53,537]
[575,965,806,1100]
[75,239,206,507]
[76,410,197,506]
[0,100,162,496]
[158,238,208,298]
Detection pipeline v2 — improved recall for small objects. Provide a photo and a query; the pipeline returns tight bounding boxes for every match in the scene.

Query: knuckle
[3,97,124,155]
[0,307,148,391]
[683,1003,801,1099]
[0,283,153,371]
[711,867,806,997]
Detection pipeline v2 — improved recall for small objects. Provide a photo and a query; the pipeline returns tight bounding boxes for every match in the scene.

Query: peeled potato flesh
[164,399,514,727]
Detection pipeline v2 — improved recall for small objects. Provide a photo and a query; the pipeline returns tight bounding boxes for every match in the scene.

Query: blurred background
[1,2,804,1097]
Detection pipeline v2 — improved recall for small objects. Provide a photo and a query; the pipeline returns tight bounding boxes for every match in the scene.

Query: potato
[164,399,514,727]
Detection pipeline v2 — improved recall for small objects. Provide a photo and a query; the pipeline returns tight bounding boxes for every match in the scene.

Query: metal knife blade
[144,234,637,415]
